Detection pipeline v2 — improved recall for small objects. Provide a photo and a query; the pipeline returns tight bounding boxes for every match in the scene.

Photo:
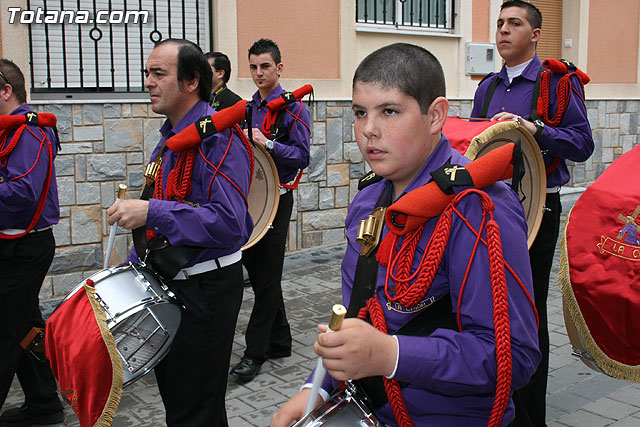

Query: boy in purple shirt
[472,2,593,424]
[0,59,64,426]
[272,44,540,426]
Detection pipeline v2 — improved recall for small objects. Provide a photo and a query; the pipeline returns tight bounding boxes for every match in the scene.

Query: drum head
[244,143,279,250]
[465,121,546,248]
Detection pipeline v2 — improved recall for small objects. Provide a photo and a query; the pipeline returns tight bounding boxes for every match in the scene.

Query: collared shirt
[209,84,243,112]
[131,100,253,267]
[0,104,59,230]
[331,136,540,425]
[471,55,594,188]
[248,84,310,185]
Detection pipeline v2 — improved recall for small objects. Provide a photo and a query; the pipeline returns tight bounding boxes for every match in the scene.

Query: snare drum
[293,383,381,426]
[58,263,182,386]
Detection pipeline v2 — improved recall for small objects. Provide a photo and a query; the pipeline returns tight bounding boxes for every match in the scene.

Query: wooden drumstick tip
[328,304,347,331]
[117,184,127,199]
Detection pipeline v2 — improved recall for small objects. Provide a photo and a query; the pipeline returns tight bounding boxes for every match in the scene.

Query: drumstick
[104,184,127,269]
[304,304,347,416]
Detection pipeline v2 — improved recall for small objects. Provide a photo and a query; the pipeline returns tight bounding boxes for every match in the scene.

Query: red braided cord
[0,125,54,240]
[485,217,512,427]
[368,188,517,426]
[0,127,25,162]
[537,71,584,127]
[165,147,196,201]
[358,299,415,427]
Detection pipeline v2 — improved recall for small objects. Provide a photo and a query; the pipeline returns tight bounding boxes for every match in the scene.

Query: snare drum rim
[243,143,280,250]
[559,208,640,381]
[465,121,546,249]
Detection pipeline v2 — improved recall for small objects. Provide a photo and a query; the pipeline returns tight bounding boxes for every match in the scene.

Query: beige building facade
[0,0,637,298]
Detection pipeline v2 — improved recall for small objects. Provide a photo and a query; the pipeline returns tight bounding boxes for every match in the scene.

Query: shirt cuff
[385,335,400,379]
[301,383,330,402]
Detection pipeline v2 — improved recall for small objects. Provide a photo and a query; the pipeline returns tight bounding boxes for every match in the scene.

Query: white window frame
[356,0,455,33]
[28,0,210,100]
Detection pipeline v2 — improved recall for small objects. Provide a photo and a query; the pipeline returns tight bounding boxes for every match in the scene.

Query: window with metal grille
[356,0,455,30]
[27,0,211,97]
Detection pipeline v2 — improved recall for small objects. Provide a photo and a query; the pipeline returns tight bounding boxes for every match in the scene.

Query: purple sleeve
[0,127,51,214]
[272,101,311,170]
[392,188,540,396]
[145,129,252,250]
[536,74,594,162]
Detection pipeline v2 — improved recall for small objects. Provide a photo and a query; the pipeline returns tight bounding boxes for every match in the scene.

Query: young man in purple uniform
[230,38,310,383]
[472,2,593,424]
[272,43,540,426]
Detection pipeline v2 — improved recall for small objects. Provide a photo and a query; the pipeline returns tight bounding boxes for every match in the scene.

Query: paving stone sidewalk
[4,190,640,426]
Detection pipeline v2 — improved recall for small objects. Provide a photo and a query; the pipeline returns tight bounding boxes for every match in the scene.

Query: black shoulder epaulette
[358,171,383,190]
[430,163,474,195]
[478,72,496,86]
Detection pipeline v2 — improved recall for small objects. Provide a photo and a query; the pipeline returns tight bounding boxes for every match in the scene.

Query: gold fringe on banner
[83,284,124,426]
[558,208,640,382]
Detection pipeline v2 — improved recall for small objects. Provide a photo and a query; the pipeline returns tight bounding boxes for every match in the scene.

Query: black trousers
[0,229,63,413]
[242,190,294,362]
[154,260,244,427]
[513,192,561,427]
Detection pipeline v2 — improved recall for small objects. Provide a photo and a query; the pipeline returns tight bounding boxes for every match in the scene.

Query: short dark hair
[155,39,212,101]
[248,38,281,64]
[205,51,232,84]
[501,0,542,29]
[0,59,26,104]
[353,43,445,114]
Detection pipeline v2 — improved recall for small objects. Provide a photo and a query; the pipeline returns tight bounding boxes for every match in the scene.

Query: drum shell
[444,118,546,248]
[244,143,279,250]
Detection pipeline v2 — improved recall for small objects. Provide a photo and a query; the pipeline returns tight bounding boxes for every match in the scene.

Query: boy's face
[249,53,282,95]
[352,81,439,196]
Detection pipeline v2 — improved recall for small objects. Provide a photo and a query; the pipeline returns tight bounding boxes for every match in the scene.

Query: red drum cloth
[560,144,640,380]
[45,283,123,426]
[443,117,503,154]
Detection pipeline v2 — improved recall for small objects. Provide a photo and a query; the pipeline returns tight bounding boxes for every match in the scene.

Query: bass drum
[444,118,546,248]
[244,143,280,250]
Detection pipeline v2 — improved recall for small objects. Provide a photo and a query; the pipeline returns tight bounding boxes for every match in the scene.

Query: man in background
[205,51,242,111]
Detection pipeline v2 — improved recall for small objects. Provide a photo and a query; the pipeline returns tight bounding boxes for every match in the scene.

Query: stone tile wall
[35,99,638,299]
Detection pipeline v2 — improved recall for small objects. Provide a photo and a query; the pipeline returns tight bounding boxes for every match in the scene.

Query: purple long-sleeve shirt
[0,104,59,230]
[129,100,253,266]
[248,84,310,185]
[326,136,540,426]
[471,55,594,188]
